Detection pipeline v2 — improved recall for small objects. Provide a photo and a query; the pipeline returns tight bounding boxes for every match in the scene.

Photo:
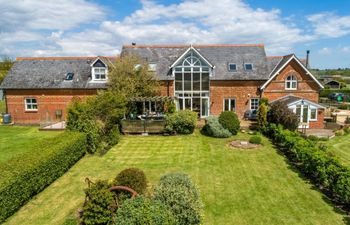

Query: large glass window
[174,51,211,117]
[250,98,259,110]
[224,98,236,111]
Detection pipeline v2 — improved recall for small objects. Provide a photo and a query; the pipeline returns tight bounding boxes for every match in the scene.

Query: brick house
[0,56,116,125]
[0,44,325,128]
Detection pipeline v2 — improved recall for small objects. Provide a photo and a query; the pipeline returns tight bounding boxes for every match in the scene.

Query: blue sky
[1,0,350,69]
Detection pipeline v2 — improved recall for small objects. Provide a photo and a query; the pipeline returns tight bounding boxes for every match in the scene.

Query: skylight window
[244,63,253,71]
[65,72,74,81]
[148,63,157,71]
[228,63,237,71]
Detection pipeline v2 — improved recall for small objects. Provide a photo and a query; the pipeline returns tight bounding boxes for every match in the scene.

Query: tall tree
[0,57,14,84]
[107,55,160,98]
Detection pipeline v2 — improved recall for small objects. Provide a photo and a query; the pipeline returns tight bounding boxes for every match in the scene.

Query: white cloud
[318,47,332,55]
[307,13,350,38]
[341,46,350,52]
[1,0,349,59]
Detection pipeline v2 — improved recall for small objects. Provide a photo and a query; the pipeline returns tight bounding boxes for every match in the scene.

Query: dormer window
[244,63,253,71]
[228,63,237,71]
[285,75,297,90]
[148,63,157,71]
[65,72,74,81]
[91,58,108,82]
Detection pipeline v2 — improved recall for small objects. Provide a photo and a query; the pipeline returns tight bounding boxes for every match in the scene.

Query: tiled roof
[121,44,270,80]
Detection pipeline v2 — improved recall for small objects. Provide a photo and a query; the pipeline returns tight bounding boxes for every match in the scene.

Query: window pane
[292,81,297,89]
[230,99,235,111]
[184,73,191,91]
[229,64,236,71]
[175,73,182,91]
[202,73,209,91]
[193,73,200,91]
[178,98,184,110]
[245,64,253,70]
[224,99,229,111]
[310,108,317,119]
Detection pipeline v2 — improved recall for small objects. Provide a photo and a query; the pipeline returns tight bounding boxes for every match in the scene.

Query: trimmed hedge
[0,132,87,222]
[264,124,350,207]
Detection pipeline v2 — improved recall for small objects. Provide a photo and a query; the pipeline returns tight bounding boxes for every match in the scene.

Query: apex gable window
[91,58,108,82]
[224,98,236,111]
[250,98,259,110]
[285,75,297,90]
[228,63,237,71]
[25,98,38,111]
[244,63,253,71]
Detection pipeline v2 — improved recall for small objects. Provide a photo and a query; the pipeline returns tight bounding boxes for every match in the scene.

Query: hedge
[264,124,350,207]
[0,131,87,222]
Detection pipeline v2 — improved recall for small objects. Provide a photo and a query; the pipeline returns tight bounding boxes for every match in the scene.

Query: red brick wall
[159,81,174,97]
[210,80,263,118]
[5,89,97,125]
[309,109,325,129]
[262,60,320,102]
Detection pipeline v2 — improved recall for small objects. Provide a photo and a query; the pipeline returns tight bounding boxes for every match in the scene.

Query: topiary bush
[201,116,231,138]
[115,168,147,195]
[115,196,175,225]
[153,173,201,225]
[257,102,268,131]
[165,110,197,134]
[218,111,240,135]
[81,180,115,225]
[249,135,262,144]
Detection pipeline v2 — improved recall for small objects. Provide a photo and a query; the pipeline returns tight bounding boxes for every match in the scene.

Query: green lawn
[0,126,61,163]
[327,134,350,166]
[3,131,348,225]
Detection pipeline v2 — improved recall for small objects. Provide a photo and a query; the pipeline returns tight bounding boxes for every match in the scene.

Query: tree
[257,103,268,131]
[267,101,299,131]
[107,55,160,99]
[0,57,14,84]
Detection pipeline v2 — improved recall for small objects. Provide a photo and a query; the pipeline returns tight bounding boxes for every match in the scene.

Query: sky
[0,0,350,69]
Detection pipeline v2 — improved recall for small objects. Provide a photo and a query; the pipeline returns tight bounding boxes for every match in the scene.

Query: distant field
[327,134,350,166]
[0,126,62,163]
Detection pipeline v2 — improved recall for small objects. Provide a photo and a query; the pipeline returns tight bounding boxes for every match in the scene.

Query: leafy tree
[267,101,299,131]
[257,102,268,131]
[0,57,14,84]
[107,55,160,99]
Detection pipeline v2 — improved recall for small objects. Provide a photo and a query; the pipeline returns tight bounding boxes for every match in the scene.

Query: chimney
[132,42,136,46]
[306,50,310,69]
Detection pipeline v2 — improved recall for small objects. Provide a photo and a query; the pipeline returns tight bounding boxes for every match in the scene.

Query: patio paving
[302,129,334,138]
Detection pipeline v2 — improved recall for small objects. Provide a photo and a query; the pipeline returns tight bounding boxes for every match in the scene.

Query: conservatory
[171,47,213,118]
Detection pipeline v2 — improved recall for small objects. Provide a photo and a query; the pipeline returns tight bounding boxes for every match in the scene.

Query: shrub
[0,132,87,222]
[115,168,147,194]
[81,180,115,225]
[201,116,231,138]
[154,173,201,225]
[218,111,240,135]
[335,130,344,136]
[165,110,197,134]
[249,135,262,144]
[257,103,268,131]
[115,196,175,225]
[267,101,299,131]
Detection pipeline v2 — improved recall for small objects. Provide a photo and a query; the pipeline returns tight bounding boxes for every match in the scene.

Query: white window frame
[285,75,297,90]
[25,98,38,111]
[223,98,236,111]
[250,98,259,110]
[244,63,253,71]
[228,63,237,71]
[310,107,317,121]
[92,67,107,82]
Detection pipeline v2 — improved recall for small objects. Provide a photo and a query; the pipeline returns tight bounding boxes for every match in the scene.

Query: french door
[296,105,309,128]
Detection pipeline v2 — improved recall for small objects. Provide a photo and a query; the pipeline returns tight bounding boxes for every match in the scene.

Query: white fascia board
[169,46,214,68]
[260,55,324,90]
[90,57,107,67]
[287,99,326,109]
